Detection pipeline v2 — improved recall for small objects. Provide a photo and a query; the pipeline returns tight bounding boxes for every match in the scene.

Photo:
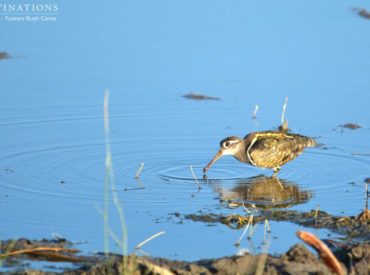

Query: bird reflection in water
[209,175,313,209]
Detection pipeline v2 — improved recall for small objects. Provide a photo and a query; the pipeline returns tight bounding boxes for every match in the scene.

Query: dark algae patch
[182,93,220,101]
[1,238,369,274]
[340,123,362,129]
[353,7,370,19]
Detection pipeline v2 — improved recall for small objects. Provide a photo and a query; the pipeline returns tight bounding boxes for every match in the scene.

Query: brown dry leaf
[297,230,345,275]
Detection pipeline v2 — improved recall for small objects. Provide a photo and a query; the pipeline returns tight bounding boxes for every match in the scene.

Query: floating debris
[135,162,145,178]
[0,52,10,60]
[353,7,370,19]
[352,152,370,156]
[135,231,165,250]
[340,123,361,130]
[182,93,220,101]
[252,104,259,119]
[281,96,288,125]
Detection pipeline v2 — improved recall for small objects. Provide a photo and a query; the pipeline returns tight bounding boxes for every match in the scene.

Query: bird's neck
[232,142,250,163]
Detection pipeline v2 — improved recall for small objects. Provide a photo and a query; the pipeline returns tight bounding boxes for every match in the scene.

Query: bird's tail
[305,137,317,148]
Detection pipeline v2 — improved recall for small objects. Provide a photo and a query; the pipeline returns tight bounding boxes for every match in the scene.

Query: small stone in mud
[340,123,361,129]
[0,52,10,60]
[183,93,220,101]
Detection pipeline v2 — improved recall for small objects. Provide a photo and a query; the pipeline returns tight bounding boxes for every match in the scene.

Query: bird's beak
[203,149,223,173]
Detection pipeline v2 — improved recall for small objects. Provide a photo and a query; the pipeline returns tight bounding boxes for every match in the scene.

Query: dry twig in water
[135,162,145,178]
[190,165,202,189]
[297,230,345,275]
[281,96,288,125]
[264,219,271,238]
[252,105,259,119]
[248,223,258,239]
[135,231,166,250]
[234,215,253,246]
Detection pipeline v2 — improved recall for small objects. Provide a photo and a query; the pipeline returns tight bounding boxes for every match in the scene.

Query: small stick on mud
[135,162,145,178]
[297,230,345,275]
[0,247,79,258]
[314,204,320,220]
[135,231,166,250]
[234,215,253,246]
[190,165,202,190]
[252,105,259,119]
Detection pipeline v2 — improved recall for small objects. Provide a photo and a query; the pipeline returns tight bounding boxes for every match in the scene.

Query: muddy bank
[179,209,370,239]
[0,238,369,274]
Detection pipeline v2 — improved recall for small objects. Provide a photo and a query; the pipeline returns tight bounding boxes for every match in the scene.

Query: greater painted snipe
[203,131,317,173]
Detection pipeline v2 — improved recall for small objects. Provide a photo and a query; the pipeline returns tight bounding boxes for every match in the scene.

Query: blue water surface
[0,0,369,264]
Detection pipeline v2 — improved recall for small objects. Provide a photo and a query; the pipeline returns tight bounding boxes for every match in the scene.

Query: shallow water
[1,0,370,265]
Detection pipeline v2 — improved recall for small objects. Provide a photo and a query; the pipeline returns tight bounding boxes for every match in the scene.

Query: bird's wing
[247,133,307,168]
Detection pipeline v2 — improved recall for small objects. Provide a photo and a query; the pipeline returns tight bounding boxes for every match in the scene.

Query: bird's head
[203,136,243,173]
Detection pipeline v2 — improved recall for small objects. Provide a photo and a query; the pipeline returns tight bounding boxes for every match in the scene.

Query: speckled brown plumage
[243,131,316,169]
[203,131,317,173]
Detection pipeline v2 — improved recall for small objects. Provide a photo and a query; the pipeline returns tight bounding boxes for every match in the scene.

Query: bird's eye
[224,141,231,148]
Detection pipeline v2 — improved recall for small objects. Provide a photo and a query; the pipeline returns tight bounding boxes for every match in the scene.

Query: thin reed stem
[190,165,202,189]
[135,163,145,178]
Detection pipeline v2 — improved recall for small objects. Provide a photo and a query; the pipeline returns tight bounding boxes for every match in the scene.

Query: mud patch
[340,123,362,129]
[180,209,370,239]
[1,238,369,274]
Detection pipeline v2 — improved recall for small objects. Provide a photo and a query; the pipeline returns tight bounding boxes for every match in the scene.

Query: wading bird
[203,131,316,174]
